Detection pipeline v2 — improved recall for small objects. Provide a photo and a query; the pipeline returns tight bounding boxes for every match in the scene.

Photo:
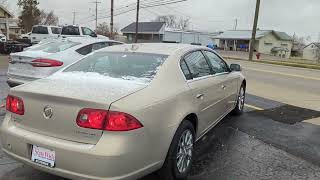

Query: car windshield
[61,26,80,35]
[30,41,80,53]
[32,26,49,34]
[64,52,168,82]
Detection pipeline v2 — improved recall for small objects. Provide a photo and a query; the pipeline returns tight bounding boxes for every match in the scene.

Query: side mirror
[230,64,242,72]
[90,33,98,37]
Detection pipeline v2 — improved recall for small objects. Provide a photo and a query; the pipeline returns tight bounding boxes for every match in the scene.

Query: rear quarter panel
[109,52,199,164]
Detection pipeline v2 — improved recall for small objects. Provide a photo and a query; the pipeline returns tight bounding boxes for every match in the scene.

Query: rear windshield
[30,41,81,53]
[51,27,61,34]
[32,26,49,34]
[64,52,168,82]
[61,26,80,35]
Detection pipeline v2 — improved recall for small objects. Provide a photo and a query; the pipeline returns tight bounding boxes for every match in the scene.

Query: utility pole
[110,0,114,38]
[249,0,261,61]
[92,0,101,30]
[135,0,140,43]
[234,18,238,30]
[72,11,77,25]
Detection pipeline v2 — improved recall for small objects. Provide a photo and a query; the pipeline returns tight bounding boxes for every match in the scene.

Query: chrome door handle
[196,94,204,99]
[221,85,226,90]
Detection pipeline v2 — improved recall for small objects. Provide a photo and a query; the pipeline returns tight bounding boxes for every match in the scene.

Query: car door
[203,50,239,111]
[181,51,224,135]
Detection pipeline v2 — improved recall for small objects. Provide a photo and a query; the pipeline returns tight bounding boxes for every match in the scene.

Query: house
[302,43,320,61]
[121,22,166,43]
[0,5,22,39]
[213,30,293,58]
[121,22,217,45]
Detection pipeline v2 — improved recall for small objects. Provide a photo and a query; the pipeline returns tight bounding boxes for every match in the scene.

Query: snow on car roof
[40,36,121,46]
[99,43,199,56]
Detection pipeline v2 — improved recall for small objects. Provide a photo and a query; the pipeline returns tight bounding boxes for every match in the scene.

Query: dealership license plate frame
[31,145,56,168]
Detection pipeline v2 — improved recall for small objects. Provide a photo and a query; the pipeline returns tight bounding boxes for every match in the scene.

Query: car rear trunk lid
[10,72,148,144]
[8,51,56,79]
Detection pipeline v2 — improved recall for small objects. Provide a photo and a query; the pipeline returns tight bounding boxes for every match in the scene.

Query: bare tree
[0,0,8,7]
[96,22,110,36]
[154,15,190,30]
[39,10,59,26]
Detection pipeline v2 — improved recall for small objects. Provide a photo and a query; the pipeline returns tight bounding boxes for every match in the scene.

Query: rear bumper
[0,114,163,180]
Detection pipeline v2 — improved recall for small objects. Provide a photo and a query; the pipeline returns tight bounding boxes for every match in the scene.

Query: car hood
[12,72,148,105]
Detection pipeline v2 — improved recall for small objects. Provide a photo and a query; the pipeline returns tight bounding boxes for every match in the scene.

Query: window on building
[264,42,273,46]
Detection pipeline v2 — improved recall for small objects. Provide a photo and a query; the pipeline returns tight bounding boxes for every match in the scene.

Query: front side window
[82,27,94,36]
[183,51,212,79]
[64,52,168,83]
[204,51,229,74]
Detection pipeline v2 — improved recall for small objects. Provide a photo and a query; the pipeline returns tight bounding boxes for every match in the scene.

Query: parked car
[0,33,7,42]
[19,32,31,39]
[30,25,62,44]
[1,43,246,180]
[7,37,123,87]
[61,25,109,39]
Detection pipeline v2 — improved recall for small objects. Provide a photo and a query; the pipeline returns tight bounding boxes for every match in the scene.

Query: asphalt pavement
[0,61,320,180]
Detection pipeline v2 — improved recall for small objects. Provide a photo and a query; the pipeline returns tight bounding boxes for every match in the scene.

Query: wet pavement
[1,69,320,180]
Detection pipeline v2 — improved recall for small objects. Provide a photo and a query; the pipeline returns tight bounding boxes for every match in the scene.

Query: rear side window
[76,44,93,55]
[32,26,49,34]
[51,27,61,34]
[61,26,80,35]
[31,41,81,53]
[64,52,168,82]
[183,51,212,79]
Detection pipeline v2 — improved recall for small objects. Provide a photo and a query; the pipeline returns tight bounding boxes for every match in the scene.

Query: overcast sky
[7,0,320,41]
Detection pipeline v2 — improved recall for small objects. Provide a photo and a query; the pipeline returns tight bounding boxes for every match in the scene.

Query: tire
[232,83,246,115]
[158,120,195,180]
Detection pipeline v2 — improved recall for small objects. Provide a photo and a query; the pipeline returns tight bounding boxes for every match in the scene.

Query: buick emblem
[43,106,53,119]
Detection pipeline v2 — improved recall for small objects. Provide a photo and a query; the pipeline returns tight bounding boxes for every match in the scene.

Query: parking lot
[0,56,320,180]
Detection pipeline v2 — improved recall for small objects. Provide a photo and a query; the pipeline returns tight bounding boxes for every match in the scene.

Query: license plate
[31,145,55,168]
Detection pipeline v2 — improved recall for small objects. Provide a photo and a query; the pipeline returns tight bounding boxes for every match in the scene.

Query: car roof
[32,25,60,28]
[43,37,122,45]
[99,43,201,56]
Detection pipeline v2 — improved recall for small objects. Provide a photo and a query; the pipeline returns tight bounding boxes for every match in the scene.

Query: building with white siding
[121,22,217,46]
[213,30,293,58]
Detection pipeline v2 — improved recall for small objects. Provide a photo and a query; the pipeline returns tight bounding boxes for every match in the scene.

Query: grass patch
[223,56,320,70]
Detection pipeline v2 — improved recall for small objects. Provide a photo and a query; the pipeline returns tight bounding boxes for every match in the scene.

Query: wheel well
[184,113,198,134]
[242,80,246,89]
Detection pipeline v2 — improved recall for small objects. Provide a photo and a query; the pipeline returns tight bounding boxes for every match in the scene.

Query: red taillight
[76,109,143,131]
[31,59,63,67]
[6,95,24,115]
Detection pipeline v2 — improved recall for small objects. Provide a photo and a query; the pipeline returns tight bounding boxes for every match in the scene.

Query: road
[0,60,320,179]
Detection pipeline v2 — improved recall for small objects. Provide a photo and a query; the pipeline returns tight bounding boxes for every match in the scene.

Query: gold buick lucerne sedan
[1,43,246,180]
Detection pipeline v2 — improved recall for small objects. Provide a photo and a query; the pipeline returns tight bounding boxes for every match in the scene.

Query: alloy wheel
[176,129,194,173]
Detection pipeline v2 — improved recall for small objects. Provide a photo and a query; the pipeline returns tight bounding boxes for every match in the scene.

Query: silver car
[1,43,246,180]
[7,37,123,87]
